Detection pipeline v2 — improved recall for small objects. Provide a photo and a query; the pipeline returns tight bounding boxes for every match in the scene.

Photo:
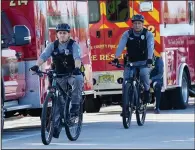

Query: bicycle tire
[135,88,147,126]
[41,93,56,145]
[122,82,133,129]
[64,94,83,141]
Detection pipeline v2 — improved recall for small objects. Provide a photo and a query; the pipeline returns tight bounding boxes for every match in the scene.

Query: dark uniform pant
[151,80,162,109]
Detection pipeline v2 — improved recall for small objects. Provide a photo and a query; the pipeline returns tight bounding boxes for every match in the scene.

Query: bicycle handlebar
[32,69,72,78]
[108,61,148,69]
[108,61,124,68]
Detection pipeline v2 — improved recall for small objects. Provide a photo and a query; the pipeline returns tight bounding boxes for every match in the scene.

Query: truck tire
[159,91,173,110]
[29,108,42,117]
[85,96,101,113]
[172,72,189,109]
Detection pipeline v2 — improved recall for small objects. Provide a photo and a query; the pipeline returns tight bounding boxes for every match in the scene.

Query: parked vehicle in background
[1,0,93,130]
[87,0,195,112]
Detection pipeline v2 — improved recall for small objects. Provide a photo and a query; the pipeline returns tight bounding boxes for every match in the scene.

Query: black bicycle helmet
[56,23,71,32]
[131,14,144,23]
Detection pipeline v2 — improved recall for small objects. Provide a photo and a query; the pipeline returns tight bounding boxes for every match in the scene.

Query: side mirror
[13,25,31,46]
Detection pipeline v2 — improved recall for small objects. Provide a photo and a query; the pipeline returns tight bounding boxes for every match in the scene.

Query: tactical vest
[126,28,148,62]
[51,39,75,74]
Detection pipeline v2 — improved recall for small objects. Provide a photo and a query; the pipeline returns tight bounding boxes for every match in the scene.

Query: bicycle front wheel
[122,82,133,129]
[136,92,147,126]
[41,93,56,145]
[64,95,83,141]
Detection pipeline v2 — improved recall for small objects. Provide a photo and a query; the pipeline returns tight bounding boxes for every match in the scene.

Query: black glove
[112,58,119,65]
[146,59,153,68]
[29,65,39,72]
[73,68,81,75]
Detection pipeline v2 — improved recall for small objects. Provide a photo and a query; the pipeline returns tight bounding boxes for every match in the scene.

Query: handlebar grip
[109,61,124,68]
[35,70,43,77]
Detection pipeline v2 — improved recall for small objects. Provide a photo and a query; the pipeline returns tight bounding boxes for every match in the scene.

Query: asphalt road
[2,98,195,149]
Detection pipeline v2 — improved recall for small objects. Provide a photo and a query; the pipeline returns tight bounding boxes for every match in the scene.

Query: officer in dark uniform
[150,54,164,114]
[112,14,154,115]
[30,23,84,138]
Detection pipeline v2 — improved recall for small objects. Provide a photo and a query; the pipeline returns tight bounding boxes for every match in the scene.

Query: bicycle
[32,69,84,145]
[109,62,148,129]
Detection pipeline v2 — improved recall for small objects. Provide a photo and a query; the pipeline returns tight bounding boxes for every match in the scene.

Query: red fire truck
[1,0,93,129]
[87,0,195,112]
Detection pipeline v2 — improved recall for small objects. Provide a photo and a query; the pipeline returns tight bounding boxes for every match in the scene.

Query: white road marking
[3,125,88,143]
[2,132,41,142]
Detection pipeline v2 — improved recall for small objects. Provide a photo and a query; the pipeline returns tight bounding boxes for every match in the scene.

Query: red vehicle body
[87,0,195,112]
[1,0,93,126]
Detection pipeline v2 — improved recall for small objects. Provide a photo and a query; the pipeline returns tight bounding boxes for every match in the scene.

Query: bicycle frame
[126,67,145,108]
[109,61,148,128]
[109,61,146,107]
[35,70,72,93]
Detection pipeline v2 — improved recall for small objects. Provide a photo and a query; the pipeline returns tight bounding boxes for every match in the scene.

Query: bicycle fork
[131,80,143,112]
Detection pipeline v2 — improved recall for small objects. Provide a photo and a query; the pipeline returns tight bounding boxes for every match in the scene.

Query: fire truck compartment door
[104,0,130,71]
[1,11,25,100]
[88,0,106,71]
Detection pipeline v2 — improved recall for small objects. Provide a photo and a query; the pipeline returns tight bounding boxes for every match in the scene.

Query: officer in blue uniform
[112,14,155,114]
[30,23,84,138]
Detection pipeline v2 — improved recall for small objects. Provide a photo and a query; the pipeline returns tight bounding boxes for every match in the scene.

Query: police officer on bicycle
[112,14,154,115]
[30,23,84,138]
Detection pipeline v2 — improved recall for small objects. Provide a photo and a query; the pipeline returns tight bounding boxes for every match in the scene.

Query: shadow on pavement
[95,103,195,115]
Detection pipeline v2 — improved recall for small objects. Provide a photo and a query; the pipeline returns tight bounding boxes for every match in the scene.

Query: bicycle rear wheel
[64,94,83,141]
[122,82,133,129]
[136,92,147,126]
[41,93,56,145]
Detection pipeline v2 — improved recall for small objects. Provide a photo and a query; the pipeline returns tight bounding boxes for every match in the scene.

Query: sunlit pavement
[2,98,194,149]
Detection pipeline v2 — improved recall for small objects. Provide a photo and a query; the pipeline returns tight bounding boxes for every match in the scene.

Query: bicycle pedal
[67,115,79,125]
[66,119,74,126]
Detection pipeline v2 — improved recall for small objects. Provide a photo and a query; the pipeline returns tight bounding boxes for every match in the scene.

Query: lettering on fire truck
[10,0,28,7]
[91,53,125,61]
[145,25,156,37]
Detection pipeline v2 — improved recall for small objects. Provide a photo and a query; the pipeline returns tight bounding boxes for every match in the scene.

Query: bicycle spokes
[64,96,83,141]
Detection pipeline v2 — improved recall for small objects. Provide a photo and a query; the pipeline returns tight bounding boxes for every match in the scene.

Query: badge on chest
[64,49,70,55]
